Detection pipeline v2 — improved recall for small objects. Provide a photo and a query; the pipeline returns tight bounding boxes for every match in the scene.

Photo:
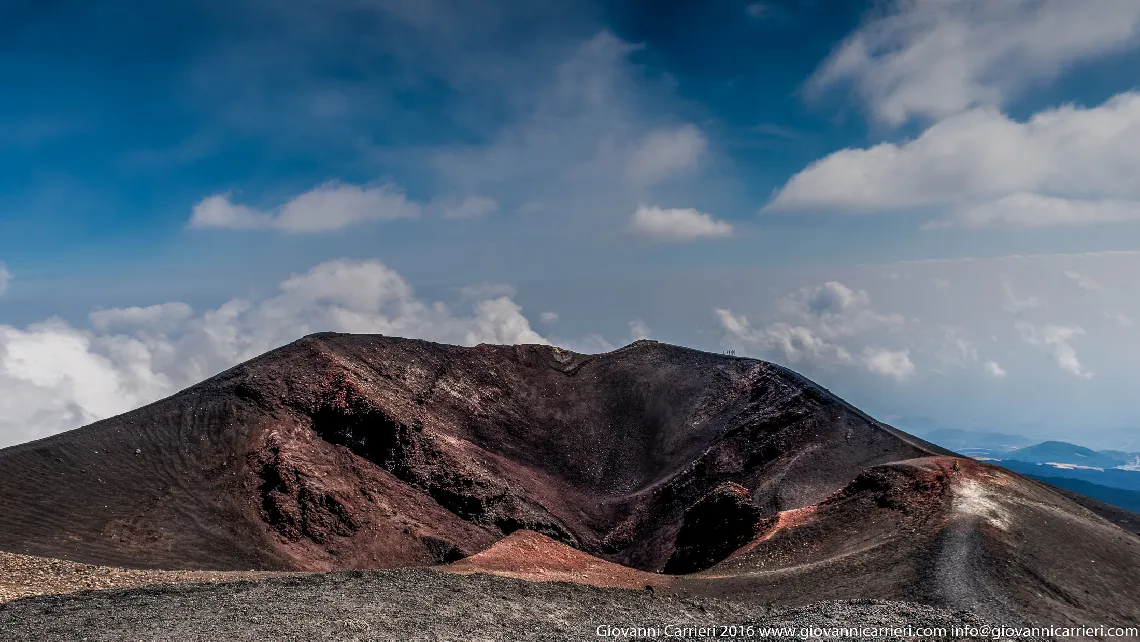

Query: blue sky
[2,0,1140,449]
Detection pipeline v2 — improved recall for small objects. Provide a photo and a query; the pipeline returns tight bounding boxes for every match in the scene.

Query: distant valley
[911,428,1140,513]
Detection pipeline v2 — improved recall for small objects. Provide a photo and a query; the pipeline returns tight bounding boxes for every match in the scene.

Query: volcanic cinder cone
[0,333,1136,627]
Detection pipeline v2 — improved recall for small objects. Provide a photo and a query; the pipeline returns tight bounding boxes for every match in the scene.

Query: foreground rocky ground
[0,549,284,603]
[0,568,1041,642]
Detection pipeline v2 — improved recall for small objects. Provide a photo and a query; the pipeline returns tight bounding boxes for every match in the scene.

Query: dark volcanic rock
[0,334,945,573]
[0,333,1136,630]
[0,569,1033,642]
[664,482,764,574]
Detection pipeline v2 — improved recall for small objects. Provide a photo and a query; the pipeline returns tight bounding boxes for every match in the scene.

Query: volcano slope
[0,333,1136,629]
[689,457,1140,628]
[0,334,945,572]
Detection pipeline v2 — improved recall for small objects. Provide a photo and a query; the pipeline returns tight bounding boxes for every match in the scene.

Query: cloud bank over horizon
[0,260,552,447]
[3,250,1138,449]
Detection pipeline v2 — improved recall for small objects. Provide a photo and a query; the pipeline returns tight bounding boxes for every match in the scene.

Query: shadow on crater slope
[0,333,1136,628]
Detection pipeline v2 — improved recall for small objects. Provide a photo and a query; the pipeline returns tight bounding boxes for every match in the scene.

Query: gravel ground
[0,568,1041,642]
[0,549,285,603]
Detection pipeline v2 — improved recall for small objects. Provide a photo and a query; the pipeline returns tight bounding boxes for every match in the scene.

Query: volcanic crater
[0,333,1137,629]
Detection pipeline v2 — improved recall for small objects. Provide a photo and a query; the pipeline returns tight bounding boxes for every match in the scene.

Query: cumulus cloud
[778,281,905,339]
[862,347,915,381]
[1063,270,1104,292]
[189,182,421,232]
[714,309,853,368]
[629,205,732,242]
[806,0,1140,125]
[768,94,1140,228]
[539,312,559,324]
[715,280,908,378]
[0,320,178,448]
[0,263,11,295]
[443,195,499,220]
[1016,322,1093,379]
[0,260,550,447]
[626,124,708,188]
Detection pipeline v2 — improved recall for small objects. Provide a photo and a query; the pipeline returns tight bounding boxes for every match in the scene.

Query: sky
[2,0,1140,450]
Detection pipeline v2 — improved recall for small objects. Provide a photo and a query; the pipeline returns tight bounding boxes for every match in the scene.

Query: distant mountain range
[1003,440,1140,470]
[915,428,1032,459]
[998,459,1140,491]
[911,428,1140,515]
[897,418,1140,452]
[1007,473,1140,514]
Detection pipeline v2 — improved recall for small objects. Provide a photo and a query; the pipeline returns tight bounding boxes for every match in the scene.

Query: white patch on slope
[953,480,1010,531]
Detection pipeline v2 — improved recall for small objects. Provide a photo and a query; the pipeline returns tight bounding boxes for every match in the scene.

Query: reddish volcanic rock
[443,530,672,590]
[0,334,947,572]
[699,457,1140,628]
[0,334,1136,629]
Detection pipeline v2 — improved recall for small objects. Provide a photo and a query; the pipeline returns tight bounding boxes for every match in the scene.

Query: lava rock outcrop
[664,482,764,574]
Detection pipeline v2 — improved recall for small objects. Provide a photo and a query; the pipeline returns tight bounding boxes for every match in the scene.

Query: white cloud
[189,181,420,232]
[985,361,1007,377]
[629,205,732,242]
[947,194,1140,228]
[188,193,268,229]
[768,93,1140,227]
[1016,322,1093,379]
[807,0,1140,125]
[626,124,708,188]
[539,312,559,324]
[778,281,905,338]
[0,320,177,448]
[0,263,11,295]
[1063,269,1104,292]
[0,260,552,447]
[862,347,915,381]
[798,280,866,316]
[443,195,499,219]
[715,309,853,368]
[715,280,908,378]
